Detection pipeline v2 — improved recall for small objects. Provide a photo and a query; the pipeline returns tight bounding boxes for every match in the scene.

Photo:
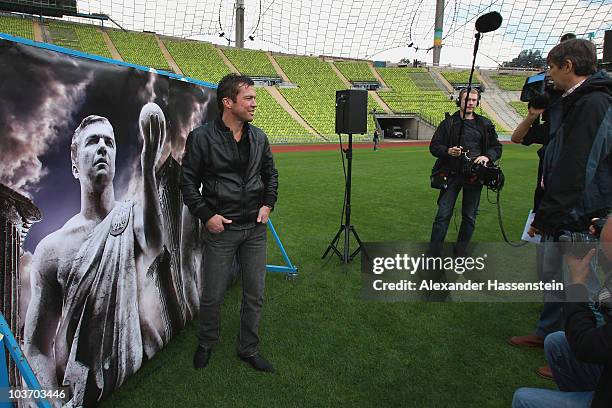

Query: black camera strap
[496,189,529,247]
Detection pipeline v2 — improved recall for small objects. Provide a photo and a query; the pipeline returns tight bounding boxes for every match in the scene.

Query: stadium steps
[267,52,290,82]
[32,20,43,42]
[430,68,454,92]
[156,35,182,74]
[216,47,240,73]
[329,61,351,87]
[480,99,513,132]
[369,90,392,114]
[264,86,321,139]
[100,29,122,60]
[106,30,171,71]
[38,22,50,42]
[368,62,389,89]
[478,70,523,130]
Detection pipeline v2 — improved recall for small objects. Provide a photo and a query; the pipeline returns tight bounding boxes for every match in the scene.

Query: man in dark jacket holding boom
[428,88,502,256]
[181,74,279,372]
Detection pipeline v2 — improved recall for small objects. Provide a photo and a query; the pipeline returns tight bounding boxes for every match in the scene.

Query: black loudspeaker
[335,89,367,134]
[604,30,612,64]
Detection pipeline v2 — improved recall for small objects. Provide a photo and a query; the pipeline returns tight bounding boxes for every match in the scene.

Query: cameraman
[513,216,612,408]
[508,63,564,356]
[530,39,611,238]
[428,88,502,256]
[511,32,576,216]
[510,34,612,370]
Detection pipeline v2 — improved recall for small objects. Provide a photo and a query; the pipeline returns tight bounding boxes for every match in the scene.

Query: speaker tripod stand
[322,133,365,263]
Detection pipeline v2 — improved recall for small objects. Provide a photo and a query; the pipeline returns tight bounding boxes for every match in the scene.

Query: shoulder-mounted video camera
[520,71,556,110]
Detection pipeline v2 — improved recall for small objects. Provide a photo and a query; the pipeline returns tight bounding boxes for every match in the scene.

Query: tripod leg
[349,225,367,261]
[322,226,344,259]
[343,224,350,263]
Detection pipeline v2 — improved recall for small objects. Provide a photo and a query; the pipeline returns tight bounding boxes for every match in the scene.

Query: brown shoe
[508,333,544,348]
[536,365,553,380]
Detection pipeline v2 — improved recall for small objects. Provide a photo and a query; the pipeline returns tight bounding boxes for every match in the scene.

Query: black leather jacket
[180,118,278,228]
[429,111,502,175]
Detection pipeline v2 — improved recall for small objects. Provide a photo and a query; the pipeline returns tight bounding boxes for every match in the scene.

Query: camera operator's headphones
[456,88,481,107]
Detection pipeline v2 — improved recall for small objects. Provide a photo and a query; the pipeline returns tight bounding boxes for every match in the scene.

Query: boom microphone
[475,11,502,33]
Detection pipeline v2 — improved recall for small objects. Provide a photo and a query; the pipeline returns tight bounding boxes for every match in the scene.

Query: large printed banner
[0,36,217,405]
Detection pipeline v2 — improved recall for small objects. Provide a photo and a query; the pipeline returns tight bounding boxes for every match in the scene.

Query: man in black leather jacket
[181,74,278,372]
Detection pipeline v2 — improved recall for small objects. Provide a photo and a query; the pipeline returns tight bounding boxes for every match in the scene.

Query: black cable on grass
[496,189,528,247]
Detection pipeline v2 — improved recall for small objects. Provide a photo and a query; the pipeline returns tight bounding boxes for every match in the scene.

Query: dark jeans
[429,178,482,253]
[535,238,564,337]
[512,331,603,408]
[199,223,267,357]
[535,234,603,337]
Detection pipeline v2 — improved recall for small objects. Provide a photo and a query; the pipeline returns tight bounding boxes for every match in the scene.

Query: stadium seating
[251,88,316,143]
[107,29,170,71]
[0,13,514,141]
[0,14,34,39]
[409,71,440,91]
[220,47,278,78]
[489,73,530,91]
[441,70,480,86]
[334,61,377,82]
[47,21,111,58]
[376,67,508,131]
[376,67,456,126]
[396,67,429,73]
[162,42,313,141]
[275,55,380,137]
[163,39,230,84]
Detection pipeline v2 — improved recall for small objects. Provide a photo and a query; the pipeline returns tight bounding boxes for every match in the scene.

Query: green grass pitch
[102,144,555,408]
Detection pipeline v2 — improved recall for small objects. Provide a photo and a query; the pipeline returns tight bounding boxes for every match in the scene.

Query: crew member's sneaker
[193,346,212,369]
[239,353,275,373]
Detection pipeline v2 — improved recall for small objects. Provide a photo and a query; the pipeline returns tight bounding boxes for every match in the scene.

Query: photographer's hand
[565,249,596,285]
[474,156,490,165]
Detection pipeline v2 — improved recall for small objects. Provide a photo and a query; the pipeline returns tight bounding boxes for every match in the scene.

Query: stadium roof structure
[22,0,612,67]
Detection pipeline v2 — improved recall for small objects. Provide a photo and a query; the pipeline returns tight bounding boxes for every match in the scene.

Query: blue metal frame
[266,219,298,276]
[0,313,52,408]
[0,338,9,408]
